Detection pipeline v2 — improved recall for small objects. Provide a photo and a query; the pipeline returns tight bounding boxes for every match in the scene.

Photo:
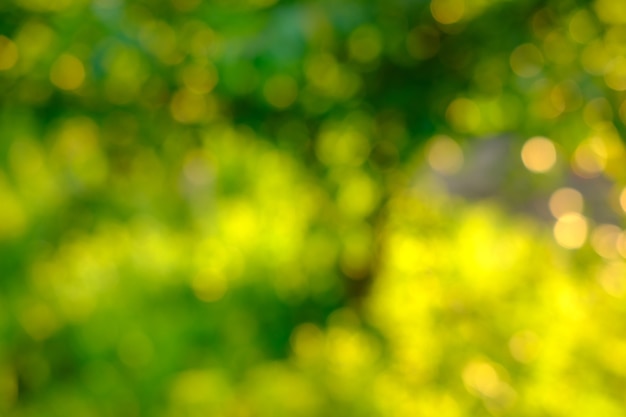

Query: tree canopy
[2,0,626,416]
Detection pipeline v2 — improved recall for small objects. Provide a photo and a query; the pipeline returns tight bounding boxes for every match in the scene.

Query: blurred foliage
[2,0,626,416]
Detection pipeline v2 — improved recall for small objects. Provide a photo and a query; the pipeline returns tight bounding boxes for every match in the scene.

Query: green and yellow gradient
[2,0,626,416]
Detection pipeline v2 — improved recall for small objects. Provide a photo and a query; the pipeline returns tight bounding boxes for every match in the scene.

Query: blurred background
[2,0,626,415]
